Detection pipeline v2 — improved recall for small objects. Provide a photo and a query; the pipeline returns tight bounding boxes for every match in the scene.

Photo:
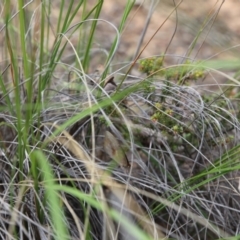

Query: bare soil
[93,0,240,60]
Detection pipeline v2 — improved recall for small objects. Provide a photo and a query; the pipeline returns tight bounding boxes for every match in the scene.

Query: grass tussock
[0,1,240,239]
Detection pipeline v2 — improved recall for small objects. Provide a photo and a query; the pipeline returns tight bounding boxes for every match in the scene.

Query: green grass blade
[30,150,69,240]
[82,0,103,71]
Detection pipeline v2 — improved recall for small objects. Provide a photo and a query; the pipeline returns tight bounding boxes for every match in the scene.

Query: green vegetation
[0,1,240,239]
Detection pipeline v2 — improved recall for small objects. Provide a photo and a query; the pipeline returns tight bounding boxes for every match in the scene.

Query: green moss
[139,57,164,76]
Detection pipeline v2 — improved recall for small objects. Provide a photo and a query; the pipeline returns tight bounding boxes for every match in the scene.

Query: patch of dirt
[89,0,240,66]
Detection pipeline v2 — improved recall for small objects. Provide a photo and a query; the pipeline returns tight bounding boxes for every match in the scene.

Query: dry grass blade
[104,131,129,168]
[49,128,166,239]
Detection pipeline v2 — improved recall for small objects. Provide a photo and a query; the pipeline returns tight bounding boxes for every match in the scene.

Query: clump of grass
[0,1,240,240]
